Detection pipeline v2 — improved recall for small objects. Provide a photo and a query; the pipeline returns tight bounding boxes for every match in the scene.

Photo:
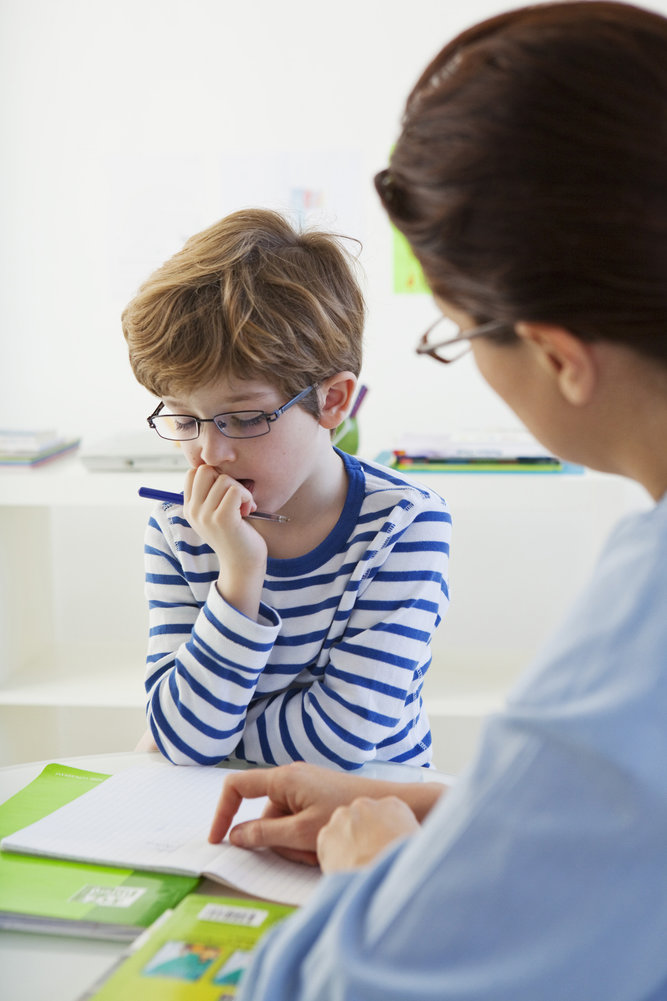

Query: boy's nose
[198,423,238,465]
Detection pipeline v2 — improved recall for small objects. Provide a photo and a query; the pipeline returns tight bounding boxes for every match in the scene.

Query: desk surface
[0,751,447,1001]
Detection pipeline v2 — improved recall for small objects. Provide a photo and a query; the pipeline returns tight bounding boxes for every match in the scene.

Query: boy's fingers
[182,466,196,506]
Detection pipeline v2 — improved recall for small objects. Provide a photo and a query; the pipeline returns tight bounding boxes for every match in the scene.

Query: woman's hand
[316,795,420,873]
[209,763,378,865]
[184,464,267,618]
[209,761,446,866]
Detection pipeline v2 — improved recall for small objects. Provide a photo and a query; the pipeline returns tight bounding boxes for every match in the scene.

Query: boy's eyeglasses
[416,316,513,364]
[147,386,314,441]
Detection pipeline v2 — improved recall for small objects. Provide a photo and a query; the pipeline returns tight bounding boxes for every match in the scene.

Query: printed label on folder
[70,885,147,909]
[197,903,268,928]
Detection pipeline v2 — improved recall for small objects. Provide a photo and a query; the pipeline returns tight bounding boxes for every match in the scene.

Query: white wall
[0,1,548,454]
[3,0,667,456]
[1,1,662,770]
[4,0,667,455]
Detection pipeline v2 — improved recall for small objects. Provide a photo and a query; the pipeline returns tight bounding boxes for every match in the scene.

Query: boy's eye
[224,412,266,429]
[173,417,198,434]
[235,413,265,428]
[214,411,268,437]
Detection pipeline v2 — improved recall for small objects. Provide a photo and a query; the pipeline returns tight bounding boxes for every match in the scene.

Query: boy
[122,208,451,768]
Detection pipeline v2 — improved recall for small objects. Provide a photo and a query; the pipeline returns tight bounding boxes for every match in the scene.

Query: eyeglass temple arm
[266,385,314,423]
[147,401,165,427]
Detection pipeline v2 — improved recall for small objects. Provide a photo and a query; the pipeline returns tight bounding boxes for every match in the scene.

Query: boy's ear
[317,372,358,430]
[515,323,597,405]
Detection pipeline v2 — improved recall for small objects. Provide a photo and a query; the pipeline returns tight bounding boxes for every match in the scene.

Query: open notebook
[1,765,321,908]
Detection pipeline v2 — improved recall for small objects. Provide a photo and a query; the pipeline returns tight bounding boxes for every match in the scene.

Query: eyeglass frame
[416,316,514,364]
[147,385,315,441]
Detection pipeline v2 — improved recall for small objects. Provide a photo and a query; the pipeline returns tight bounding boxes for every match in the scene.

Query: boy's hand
[316,796,420,873]
[134,728,158,752]
[184,465,267,618]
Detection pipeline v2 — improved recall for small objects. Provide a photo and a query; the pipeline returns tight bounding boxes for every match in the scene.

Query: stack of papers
[0,429,81,468]
[387,430,573,473]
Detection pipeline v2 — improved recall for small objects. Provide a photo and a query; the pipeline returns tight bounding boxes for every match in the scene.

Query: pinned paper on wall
[217,149,363,239]
[289,187,325,226]
[393,226,430,294]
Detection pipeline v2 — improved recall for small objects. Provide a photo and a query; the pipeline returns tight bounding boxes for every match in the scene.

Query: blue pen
[138,487,290,523]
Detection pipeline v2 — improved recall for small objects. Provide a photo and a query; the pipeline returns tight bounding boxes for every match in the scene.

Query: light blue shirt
[239,492,667,1000]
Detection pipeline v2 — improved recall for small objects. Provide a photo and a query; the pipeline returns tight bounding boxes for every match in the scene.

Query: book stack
[1,762,302,999]
[0,764,199,940]
[0,429,81,468]
[384,430,580,473]
[2,763,321,908]
[81,893,295,1000]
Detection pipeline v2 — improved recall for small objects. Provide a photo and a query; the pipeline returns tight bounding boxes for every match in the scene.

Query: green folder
[0,763,199,940]
[82,893,295,1000]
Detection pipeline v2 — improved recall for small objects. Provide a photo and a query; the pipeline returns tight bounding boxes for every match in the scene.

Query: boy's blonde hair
[122,209,365,416]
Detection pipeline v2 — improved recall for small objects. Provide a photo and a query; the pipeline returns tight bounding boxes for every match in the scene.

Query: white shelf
[0,657,507,716]
[0,455,186,506]
[0,645,143,708]
[0,453,650,508]
[0,457,653,771]
[426,693,505,717]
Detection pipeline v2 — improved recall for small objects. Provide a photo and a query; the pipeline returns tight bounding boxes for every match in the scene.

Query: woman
[209,4,667,997]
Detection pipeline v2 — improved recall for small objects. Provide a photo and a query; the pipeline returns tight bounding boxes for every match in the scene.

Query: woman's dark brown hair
[376,1,667,361]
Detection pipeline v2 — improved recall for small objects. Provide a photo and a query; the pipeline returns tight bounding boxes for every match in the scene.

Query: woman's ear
[515,323,598,406]
[318,372,358,429]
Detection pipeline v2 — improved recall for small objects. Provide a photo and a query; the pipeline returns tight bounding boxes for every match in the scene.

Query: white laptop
[80,432,189,472]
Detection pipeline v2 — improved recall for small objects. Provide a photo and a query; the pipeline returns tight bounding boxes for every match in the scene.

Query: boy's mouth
[236,478,255,495]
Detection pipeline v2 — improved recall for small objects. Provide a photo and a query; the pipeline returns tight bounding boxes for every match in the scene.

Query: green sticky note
[393,227,430,294]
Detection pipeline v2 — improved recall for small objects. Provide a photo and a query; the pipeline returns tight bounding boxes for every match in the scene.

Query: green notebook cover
[0,763,199,940]
[82,893,296,1000]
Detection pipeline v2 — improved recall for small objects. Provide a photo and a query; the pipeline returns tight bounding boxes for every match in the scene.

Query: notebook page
[1,764,320,904]
[204,842,321,906]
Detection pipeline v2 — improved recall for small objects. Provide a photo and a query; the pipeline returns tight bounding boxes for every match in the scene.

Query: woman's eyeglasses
[416,317,513,364]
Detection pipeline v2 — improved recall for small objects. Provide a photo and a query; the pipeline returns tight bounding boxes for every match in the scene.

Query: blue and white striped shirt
[142,450,451,768]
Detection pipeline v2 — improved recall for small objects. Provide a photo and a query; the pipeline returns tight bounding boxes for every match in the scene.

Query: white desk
[0,751,448,1001]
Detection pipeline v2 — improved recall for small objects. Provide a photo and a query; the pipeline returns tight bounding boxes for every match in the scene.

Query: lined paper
[1,765,321,907]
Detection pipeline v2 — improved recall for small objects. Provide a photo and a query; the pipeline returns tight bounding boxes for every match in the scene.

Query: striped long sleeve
[142,452,451,769]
